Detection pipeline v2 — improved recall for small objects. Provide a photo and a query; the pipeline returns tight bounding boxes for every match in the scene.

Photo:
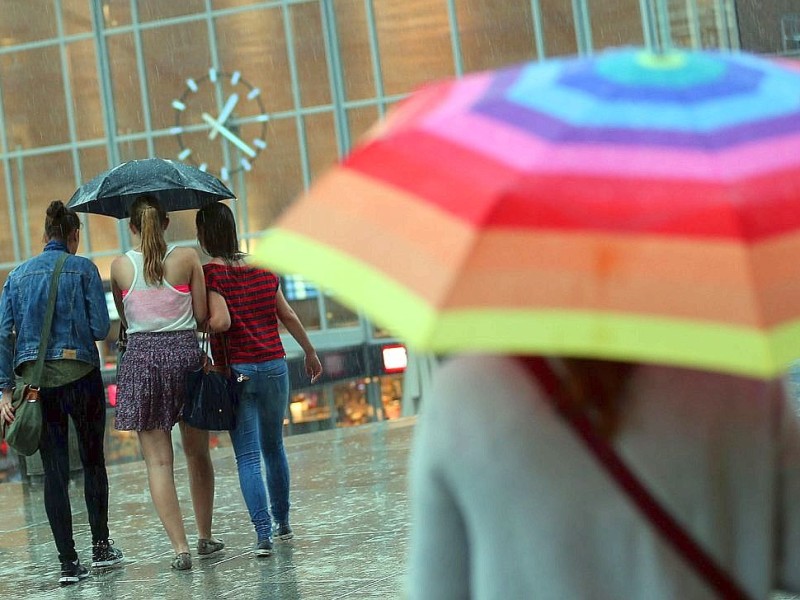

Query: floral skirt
[114,330,202,431]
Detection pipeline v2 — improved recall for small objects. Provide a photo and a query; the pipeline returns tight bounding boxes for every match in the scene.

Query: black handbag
[2,253,68,456]
[183,332,242,431]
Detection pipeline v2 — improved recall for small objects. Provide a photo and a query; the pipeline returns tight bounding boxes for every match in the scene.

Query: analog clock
[171,68,269,182]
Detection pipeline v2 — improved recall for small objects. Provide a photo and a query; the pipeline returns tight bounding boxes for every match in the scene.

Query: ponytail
[129,195,167,286]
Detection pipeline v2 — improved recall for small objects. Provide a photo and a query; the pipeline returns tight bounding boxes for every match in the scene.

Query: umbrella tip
[636,49,687,70]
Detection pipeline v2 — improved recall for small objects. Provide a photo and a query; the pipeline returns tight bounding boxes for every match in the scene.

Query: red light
[106,384,117,408]
[382,344,407,373]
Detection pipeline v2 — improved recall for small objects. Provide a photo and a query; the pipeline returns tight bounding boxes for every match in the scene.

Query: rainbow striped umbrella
[256,47,800,379]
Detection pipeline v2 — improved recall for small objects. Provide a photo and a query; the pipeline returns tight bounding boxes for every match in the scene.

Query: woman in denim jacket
[0,201,123,585]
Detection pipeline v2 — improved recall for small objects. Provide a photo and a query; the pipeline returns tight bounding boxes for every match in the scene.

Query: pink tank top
[122,246,196,334]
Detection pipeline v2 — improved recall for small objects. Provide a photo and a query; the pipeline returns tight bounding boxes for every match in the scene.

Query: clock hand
[209,93,239,140]
[202,112,257,158]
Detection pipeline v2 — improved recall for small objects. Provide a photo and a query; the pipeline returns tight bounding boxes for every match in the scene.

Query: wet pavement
[0,417,414,599]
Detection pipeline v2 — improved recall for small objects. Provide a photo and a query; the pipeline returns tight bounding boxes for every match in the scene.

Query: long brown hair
[560,358,634,439]
[196,202,245,264]
[129,194,167,286]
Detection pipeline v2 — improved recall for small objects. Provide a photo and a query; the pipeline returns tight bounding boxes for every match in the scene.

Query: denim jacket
[0,240,110,389]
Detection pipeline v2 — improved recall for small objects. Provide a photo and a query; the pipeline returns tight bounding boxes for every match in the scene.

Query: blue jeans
[230,359,290,542]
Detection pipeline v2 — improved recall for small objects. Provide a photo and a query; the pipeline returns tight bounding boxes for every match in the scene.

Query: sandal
[171,552,192,571]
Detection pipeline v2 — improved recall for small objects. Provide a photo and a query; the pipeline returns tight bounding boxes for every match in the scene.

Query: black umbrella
[67,157,236,219]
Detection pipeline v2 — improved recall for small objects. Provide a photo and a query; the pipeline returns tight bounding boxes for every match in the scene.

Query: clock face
[171,68,269,182]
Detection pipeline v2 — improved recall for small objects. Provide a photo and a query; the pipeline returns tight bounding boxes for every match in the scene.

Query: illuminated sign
[381,344,407,373]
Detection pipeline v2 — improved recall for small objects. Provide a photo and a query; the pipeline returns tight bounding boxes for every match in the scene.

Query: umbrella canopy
[254,47,800,379]
[67,157,235,218]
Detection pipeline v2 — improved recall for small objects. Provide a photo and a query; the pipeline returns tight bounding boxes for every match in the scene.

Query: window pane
[117,140,150,164]
[289,390,332,426]
[291,2,332,107]
[0,269,12,296]
[665,0,732,48]
[101,1,133,28]
[456,0,537,71]
[334,379,374,426]
[78,146,122,280]
[589,0,645,48]
[380,373,404,420]
[371,323,396,339]
[213,0,260,9]
[0,162,18,264]
[241,116,303,232]
[304,112,339,181]
[540,0,578,57]
[0,0,57,44]
[1,47,69,149]
[62,0,93,35]
[324,295,360,329]
[348,106,379,149]
[14,153,78,257]
[373,0,455,96]
[282,274,319,302]
[141,21,212,133]
[335,0,376,101]
[107,34,145,135]
[280,274,321,330]
[137,0,206,22]
[67,40,105,141]
[284,298,321,331]
[215,8,295,114]
[164,211,199,246]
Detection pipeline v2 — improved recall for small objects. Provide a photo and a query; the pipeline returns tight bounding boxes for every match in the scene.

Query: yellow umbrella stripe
[432,311,799,379]
[255,228,800,379]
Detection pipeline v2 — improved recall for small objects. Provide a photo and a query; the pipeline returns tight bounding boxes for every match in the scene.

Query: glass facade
[0,0,746,454]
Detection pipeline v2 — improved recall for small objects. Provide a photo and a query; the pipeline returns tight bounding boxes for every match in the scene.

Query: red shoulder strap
[516,356,752,600]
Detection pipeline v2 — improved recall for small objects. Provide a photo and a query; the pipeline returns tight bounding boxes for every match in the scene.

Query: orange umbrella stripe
[276,171,800,327]
[254,228,800,379]
[274,169,474,304]
[442,230,800,327]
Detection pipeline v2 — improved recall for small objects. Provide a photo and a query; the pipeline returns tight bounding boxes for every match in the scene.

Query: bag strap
[198,329,232,377]
[30,252,69,388]
[516,356,752,600]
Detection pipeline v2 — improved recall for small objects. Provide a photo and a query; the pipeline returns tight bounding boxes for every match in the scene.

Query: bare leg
[138,429,190,555]
[180,422,214,539]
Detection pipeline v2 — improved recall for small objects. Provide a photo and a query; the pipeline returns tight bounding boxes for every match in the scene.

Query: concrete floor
[2,414,799,600]
[0,417,414,600]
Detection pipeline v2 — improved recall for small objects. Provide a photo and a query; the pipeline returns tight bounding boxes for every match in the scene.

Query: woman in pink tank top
[110,194,223,571]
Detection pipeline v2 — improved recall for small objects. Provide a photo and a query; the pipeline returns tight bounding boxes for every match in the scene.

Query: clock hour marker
[209,68,217,83]
[186,79,198,92]
[170,126,184,135]
[240,158,252,171]
[256,114,270,122]
[199,163,208,172]
[247,88,261,100]
[221,167,230,181]
[172,100,186,111]
[178,148,192,161]
[231,71,241,85]
[253,139,267,149]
